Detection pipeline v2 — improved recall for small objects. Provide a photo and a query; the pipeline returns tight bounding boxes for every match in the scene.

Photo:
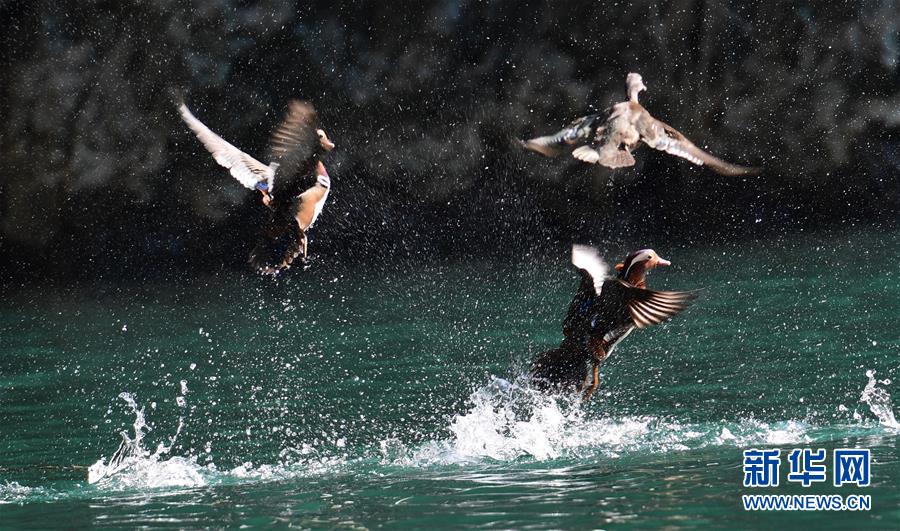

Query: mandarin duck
[531,245,698,401]
[521,73,760,176]
[178,100,335,274]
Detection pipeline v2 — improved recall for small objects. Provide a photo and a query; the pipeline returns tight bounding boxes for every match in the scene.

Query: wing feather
[268,100,320,179]
[178,103,273,189]
[640,118,761,176]
[521,115,603,158]
[616,280,699,329]
[571,245,609,295]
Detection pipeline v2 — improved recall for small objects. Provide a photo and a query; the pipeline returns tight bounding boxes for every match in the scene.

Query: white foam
[0,481,48,504]
[389,378,820,466]
[87,391,356,492]
[89,456,208,490]
[83,371,898,492]
[88,391,194,488]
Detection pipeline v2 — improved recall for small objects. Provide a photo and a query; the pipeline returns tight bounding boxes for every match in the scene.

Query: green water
[1,228,899,528]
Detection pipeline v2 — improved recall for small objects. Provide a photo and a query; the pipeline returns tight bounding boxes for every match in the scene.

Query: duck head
[615,249,670,288]
[626,73,647,103]
[317,129,335,151]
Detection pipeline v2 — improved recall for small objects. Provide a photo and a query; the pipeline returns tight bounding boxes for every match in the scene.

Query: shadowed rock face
[2,1,899,277]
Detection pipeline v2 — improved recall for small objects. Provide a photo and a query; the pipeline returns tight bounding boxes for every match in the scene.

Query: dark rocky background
[2,0,899,281]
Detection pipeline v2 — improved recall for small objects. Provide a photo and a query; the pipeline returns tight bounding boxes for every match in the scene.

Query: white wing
[571,244,609,295]
[178,103,275,190]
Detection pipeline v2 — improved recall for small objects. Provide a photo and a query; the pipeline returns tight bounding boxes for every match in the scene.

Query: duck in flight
[521,73,761,176]
[178,99,335,274]
[530,245,698,401]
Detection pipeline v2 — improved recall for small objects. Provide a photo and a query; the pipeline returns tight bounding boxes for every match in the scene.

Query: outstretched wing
[267,100,321,181]
[638,117,761,176]
[178,103,274,190]
[520,114,603,158]
[571,244,609,295]
[614,280,699,329]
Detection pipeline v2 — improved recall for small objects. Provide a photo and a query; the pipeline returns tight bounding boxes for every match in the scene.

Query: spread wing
[520,114,603,158]
[615,280,699,329]
[178,103,274,190]
[571,244,609,295]
[268,100,321,180]
[638,117,761,176]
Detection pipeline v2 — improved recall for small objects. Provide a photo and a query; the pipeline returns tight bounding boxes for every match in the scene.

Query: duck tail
[248,211,307,275]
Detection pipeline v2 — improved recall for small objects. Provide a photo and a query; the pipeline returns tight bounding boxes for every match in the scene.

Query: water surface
[2,228,898,528]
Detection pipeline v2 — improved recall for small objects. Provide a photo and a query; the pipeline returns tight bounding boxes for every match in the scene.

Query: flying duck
[521,73,761,176]
[178,100,335,274]
[530,245,698,401]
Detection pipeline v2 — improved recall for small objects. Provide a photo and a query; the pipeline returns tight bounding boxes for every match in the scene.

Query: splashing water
[393,377,818,467]
[85,389,353,491]
[438,377,585,461]
[87,392,194,487]
[0,482,49,504]
[81,372,897,494]
[860,370,899,430]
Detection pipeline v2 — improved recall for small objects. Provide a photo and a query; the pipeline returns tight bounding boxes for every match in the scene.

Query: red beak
[657,257,671,267]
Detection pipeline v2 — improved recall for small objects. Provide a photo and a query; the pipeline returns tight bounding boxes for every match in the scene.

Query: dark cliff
[2,0,899,280]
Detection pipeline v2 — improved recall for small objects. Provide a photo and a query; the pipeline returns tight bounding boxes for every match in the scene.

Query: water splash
[390,377,817,466]
[0,481,49,504]
[85,389,351,492]
[440,377,584,461]
[78,371,898,494]
[860,370,899,430]
[87,391,193,487]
